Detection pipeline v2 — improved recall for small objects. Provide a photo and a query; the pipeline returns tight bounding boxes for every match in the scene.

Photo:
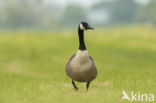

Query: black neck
[78,27,86,50]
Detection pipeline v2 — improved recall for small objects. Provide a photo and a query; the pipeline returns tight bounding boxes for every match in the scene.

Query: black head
[79,22,94,31]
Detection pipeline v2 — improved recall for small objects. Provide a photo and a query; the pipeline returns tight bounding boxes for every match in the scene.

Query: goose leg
[72,80,78,90]
[86,81,91,91]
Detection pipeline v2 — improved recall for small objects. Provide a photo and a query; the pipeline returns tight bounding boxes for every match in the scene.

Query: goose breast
[66,50,97,82]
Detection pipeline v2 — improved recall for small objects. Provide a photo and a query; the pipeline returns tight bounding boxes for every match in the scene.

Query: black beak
[87,25,94,30]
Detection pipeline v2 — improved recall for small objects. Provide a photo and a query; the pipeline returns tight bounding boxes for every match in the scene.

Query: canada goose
[65,22,97,90]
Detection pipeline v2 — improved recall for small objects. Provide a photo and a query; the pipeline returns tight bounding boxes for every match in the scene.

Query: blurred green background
[0,0,156,103]
[0,0,156,30]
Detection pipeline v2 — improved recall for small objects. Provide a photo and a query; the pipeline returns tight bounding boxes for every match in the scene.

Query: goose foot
[72,80,78,90]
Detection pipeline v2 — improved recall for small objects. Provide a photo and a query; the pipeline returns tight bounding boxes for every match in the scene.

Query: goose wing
[65,54,76,72]
[89,56,94,62]
[89,56,97,78]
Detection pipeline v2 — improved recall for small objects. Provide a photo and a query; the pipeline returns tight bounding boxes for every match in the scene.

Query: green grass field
[0,27,156,103]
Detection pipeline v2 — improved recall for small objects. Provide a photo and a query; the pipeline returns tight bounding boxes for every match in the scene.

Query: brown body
[66,50,97,82]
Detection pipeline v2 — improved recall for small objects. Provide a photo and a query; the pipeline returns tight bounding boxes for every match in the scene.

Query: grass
[0,27,156,103]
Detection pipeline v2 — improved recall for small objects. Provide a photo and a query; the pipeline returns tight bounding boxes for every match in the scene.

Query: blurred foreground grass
[0,27,156,103]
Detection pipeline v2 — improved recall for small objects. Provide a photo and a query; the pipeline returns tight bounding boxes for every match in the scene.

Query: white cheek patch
[80,23,86,30]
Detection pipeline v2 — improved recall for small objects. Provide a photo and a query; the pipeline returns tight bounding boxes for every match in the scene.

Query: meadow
[0,27,156,103]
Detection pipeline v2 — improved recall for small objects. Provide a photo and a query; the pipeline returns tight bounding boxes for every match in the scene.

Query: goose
[65,22,97,90]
